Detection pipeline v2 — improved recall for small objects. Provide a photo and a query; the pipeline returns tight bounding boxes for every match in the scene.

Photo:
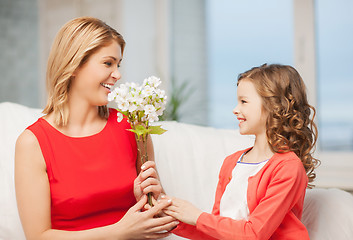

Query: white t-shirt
[219,153,268,220]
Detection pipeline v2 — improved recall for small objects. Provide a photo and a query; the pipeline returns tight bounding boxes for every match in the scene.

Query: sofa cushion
[303,188,353,240]
[0,102,42,240]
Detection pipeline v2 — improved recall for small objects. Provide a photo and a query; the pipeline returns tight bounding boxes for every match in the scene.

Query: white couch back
[1,102,353,240]
[152,121,254,213]
[0,102,43,240]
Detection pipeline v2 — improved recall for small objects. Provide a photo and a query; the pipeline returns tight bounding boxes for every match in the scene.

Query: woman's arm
[15,130,178,240]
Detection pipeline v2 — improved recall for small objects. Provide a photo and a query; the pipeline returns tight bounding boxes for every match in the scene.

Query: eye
[117,63,121,68]
[104,61,112,67]
[241,100,247,104]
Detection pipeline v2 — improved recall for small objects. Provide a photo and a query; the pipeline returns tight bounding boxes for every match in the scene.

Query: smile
[101,83,113,90]
[238,118,246,123]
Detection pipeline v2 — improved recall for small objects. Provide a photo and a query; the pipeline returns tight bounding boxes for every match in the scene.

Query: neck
[255,133,273,155]
[244,132,274,163]
[66,98,100,127]
[53,96,105,137]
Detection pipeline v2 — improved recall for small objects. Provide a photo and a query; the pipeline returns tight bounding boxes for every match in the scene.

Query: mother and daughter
[15,17,318,240]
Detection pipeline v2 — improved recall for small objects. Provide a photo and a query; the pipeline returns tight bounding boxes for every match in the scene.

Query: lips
[101,83,113,90]
[237,117,246,123]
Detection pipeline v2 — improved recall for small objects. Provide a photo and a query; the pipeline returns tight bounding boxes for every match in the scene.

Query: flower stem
[135,132,153,206]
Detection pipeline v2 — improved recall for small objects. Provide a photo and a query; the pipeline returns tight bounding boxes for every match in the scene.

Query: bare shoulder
[15,129,45,168]
[16,129,39,153]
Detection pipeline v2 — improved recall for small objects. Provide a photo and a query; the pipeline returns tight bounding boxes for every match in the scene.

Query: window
[316,0,353,151]
[206,0,353,190]
[206,0,293,129]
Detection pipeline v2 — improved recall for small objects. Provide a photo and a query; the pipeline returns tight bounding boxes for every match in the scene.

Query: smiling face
[70,41,122,107]
[233,78,268,136]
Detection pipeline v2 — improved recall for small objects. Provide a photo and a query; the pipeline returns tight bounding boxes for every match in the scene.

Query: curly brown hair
[238,64,319,187]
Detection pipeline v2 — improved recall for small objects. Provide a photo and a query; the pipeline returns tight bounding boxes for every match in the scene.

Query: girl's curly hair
[238,64,319,187]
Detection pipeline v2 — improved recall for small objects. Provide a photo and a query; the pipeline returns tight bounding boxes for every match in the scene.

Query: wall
[0,0,40,108]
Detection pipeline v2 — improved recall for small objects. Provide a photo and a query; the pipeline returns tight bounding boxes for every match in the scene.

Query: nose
[233,106,239,115]
[111,67,121,82]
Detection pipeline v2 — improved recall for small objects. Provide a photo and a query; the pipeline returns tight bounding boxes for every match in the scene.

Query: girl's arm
[165,159,308,240]
[15,130,177,240]
[164,199,217,240]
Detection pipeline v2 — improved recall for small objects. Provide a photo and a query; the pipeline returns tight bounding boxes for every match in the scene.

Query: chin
[94,102,108,108]
[98,98,109,106]
[239,128,250,135]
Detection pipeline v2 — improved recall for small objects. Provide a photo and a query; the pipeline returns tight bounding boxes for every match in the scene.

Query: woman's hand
[162,196,203,226]
[134,161,163,202]
[115,195,179,239]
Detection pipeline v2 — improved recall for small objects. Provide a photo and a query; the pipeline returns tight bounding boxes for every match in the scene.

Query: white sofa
[1,102,353,240]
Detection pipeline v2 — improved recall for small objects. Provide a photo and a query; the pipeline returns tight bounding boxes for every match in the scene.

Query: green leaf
[149,125,167,135]
[128,124,151,138]
[117,109,129,116]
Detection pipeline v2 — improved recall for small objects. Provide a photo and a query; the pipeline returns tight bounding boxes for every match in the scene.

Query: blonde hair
[238,64,319,187]
[43,17,125,126]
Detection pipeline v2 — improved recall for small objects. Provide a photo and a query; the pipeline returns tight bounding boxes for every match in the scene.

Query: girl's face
[233,78,268,136]
[70,41,122,107]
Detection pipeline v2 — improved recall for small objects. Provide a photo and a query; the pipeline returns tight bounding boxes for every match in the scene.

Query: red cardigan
[172,149,310,240]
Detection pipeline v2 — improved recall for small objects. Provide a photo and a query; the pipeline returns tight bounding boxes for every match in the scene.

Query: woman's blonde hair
[43,17,125,126]
[238,64,319,187]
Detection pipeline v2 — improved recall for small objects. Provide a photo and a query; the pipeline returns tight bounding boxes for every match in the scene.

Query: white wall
[37,0,208,125]
[293,0,353,191]
[0,0,39,108]
[169,0,208,125]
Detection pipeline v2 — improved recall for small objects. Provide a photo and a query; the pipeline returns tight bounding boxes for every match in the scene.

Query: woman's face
[70,41,122,107]
[233,78,268,136]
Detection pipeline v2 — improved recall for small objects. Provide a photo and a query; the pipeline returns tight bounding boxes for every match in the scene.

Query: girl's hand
[163,196,203,226]
[115,195,179,239]
[134,161,163,202]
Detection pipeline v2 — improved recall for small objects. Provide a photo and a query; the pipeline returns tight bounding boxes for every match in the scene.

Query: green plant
[161,78,194,121]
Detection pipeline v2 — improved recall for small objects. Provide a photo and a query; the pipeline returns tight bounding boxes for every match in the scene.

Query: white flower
[116,88,129,100]
[130,82,138,89]
[126,91,136,103]
[156,106,165,116]
[135,97,144,106]
[107,92,115,102]
[118,100,129,112]
[144,104,156,115]
[142,85,154,98]
[153,88,166,103]
[113,95,122,104]
[145,76,161,88]
[117,112,124,122]
[147,112,159,122]
[128,104,138,113]
[108,76,166,126]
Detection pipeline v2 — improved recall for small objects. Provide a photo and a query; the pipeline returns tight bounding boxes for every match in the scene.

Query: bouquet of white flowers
[108,76,167,205]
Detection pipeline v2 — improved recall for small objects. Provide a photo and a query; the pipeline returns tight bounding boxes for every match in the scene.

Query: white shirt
[219,154,268,220]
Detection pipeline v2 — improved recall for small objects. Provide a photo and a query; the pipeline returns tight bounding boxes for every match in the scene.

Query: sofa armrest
[303,188,353,240]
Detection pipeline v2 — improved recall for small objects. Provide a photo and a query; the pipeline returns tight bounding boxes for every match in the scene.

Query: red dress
[27,109,137,230]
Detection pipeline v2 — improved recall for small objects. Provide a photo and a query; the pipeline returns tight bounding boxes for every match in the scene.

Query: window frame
[294,0,353,191]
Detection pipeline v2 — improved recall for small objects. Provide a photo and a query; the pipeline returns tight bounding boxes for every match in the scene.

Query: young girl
[164,64,319,239]
[15,17,177,240]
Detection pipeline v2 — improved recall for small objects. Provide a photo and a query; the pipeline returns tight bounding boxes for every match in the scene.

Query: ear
[72,66,80,77]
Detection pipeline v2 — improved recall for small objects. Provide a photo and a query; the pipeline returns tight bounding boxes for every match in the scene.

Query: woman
[15,17,177,240]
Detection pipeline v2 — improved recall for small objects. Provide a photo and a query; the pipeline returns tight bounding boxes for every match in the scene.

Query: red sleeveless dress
[27,109,137,230]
